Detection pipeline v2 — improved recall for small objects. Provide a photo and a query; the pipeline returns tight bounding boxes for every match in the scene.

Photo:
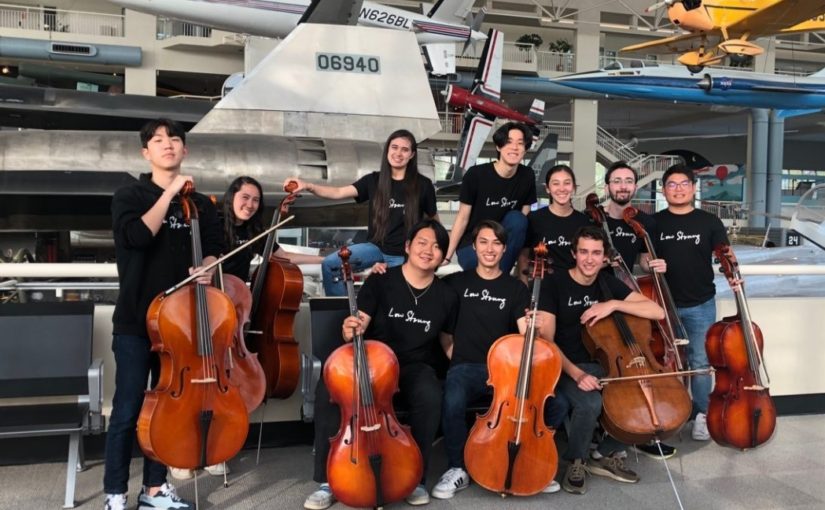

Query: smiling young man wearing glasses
[654,163,730,443]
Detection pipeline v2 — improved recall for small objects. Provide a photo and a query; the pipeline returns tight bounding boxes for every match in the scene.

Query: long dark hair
[371,129,421,244]
[222,176,264,246]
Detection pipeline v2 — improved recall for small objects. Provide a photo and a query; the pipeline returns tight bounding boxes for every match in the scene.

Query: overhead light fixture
[1,67,8,74]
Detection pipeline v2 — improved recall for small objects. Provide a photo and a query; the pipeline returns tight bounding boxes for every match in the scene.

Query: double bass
[248,182,303,398]
[138,183,249,469]
[324,246,423,508]
[706,244,776,449]
[464,243,562,496]
[583,275,692,445]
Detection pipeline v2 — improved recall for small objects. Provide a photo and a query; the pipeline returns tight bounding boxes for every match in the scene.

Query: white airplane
[109,0,486,74]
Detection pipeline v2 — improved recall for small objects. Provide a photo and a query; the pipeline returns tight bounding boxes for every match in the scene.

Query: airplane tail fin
[471,28,502,101]
[193,24,440,142]
[527,98,545,124]
[455,111,494,172]
[462,7,486,55]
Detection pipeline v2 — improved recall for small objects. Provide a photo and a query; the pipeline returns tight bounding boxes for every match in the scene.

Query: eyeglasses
[665,180,692,190]
[609,178,636,186]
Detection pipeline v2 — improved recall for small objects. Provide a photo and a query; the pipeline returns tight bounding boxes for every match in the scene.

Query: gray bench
[0,301,103,508]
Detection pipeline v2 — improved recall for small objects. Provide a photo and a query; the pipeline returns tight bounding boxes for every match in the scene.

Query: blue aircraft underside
[555,78,825,110]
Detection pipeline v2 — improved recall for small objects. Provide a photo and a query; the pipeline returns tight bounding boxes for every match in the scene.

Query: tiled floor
[3,414,823,509]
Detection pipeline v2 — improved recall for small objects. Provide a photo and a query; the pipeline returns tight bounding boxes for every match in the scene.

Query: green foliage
[516,33,543,48]
[548,39,572,53]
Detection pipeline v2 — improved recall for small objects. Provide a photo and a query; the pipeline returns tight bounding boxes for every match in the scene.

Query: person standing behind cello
[535,226,664,495]
[220,176,323,281]
[432,220,561,500]
[285,129,437,296]
[104,119,221,510]
[304,220,458,510]
[654,164,731,442]
[169,175,324,482]
[601,161,676,459]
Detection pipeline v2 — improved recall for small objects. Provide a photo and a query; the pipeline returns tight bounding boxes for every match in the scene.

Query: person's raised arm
[141,174,192,236]
[284,177,358,201]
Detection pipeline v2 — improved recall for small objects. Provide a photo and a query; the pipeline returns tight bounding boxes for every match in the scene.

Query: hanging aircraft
[442,29,545,175]
[621,0,825,71]
[0,7,444,230]
[553,61,825,112]
[108,0,486,75]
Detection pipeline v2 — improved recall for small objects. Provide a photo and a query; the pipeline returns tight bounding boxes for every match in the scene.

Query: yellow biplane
[621,0,825,72]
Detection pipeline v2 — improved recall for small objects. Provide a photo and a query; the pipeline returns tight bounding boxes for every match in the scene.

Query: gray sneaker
[405,484,430,506]
[587,452,639,483]
[562,459,587,495]
[304,484,334,510]
[137,483,194,509]
[104,494,126,510]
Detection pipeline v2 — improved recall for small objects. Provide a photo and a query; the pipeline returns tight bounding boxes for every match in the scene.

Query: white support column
[571,3,601,189]
[124,10,156,96]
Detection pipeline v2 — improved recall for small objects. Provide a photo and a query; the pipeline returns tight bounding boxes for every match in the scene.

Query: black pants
[313,362,442,485]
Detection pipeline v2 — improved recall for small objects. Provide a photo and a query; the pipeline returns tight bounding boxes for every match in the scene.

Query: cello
[583,275,692,445]
[138,182,249,469]
[622,206,688,371]
[584,193,639,291]
[216,267,267,413]
[324,246,423,508]
[706,244,776,449]
[464,243,562,496]
[248,182,303,398]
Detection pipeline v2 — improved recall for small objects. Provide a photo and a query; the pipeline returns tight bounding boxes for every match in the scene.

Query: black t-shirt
[653,209,729,307]
[221,222,282,282]
[444,270,530,365]
[352,172,437,256]
[525,207,592,270]
[605,210,655,271]
[357,266,458,367]
[538,270,631,364]
[458,162,537,248]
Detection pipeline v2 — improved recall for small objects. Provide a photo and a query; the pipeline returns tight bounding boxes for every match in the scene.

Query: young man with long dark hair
[285,129,437,296]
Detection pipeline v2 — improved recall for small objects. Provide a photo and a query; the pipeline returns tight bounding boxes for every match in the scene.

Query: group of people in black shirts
[102,118,729,510]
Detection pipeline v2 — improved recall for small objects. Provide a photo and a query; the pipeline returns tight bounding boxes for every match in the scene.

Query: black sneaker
[634,441,676,459]
[587,453,639,483]
[562,459,587,495]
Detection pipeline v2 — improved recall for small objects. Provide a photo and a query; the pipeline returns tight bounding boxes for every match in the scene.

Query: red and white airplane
[443,29,545,174]
[108,0,486,74]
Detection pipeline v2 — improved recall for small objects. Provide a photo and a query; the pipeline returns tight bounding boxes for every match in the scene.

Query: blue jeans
[321,242,405,296]
[456,210,527,273]
[441,363,491,468]
[677,298,717,414]
[554,362,624,461]
[103,334,166,495]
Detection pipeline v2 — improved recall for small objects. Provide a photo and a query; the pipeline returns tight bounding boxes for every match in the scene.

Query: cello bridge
[191,377,218,384]
[360,423,382,432]
[743,385,766,391]
[627,356,647,369]
[506,416,527,424]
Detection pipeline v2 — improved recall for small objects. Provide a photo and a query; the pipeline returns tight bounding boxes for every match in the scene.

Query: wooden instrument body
[706,315,776,449]
[635,274,685,369]
[250,255,303,398]
[464,333,562,496]
[325,340,423,508]
[138,285,249,469]
[584,314,692,445]
[221,273,266,412]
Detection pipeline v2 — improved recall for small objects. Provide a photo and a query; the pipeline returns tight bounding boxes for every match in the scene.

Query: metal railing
[156,17,212,39]
[440,112,463,134]
[0,3,124,37]
[537,51,574,73]
[539,121,572,141]
[596,125,637,162]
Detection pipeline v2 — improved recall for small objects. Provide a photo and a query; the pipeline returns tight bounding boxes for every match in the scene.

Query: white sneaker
[204,463,229,476]
[431,467,470,499]
[169,467,194,480]
[542,480,561,493]
[104,493,126,510]
[303,484,334,510]
[692,412,711,441]
[405,484,430,505]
